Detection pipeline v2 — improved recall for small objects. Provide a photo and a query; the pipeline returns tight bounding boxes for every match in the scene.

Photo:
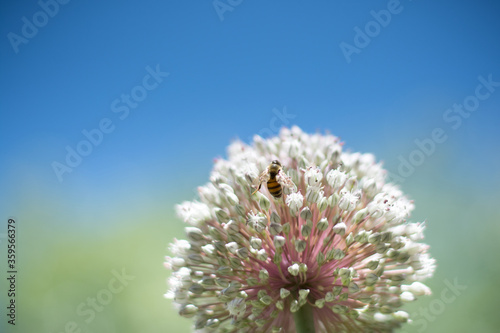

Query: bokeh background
[1,1,499,332]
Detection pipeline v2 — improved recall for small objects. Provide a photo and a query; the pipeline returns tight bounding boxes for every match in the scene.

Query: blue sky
[1,0,499,224]
[1,2,500,332]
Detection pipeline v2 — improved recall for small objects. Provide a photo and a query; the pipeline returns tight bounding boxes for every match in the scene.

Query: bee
[252,160,296,199]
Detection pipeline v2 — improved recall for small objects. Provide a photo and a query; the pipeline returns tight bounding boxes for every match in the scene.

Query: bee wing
[276,170,297,192]
[252,167,271,188]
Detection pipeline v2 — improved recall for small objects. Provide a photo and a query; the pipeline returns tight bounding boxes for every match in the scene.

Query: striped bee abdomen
[267,176,282,198]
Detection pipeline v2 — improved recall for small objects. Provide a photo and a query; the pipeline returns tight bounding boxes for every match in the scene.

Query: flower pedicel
[165,126,435,332]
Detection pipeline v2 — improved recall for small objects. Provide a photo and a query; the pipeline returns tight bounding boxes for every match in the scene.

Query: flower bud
[214,208,230,224]
[400,291,415,302]
[288,264,300,276]
[270,211,281,224]
[179,304,198,318]
[269,222,283,236]
[301,224,312,237]
[250,237,262,249]
[259,269,269,281]
[273,236,286,248]
[237,247,249,259]
[256,192,270,211]
[401,282,431,296]
[295,239,307,252]
[315,299,325,308]
[326,169,347,190]
[282,222,290,235]
[290,300,300,313]
[225,242,238,254]
[327,193,339,207]
[352,208,368,224]
[185,227,205,243]
[305,186,321,203]
[298,289,310,300]
[304,167,323,186]
[286,191,304,216]
[332,222,346,235]
[348,282,360,293]
[317,218,329,231]
[318,196,328,212]
[300,207,312,221]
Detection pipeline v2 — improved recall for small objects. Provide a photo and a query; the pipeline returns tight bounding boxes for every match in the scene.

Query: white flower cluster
[165,126,435,332]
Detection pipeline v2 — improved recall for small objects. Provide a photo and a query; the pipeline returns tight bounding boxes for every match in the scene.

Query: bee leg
[251,184,262,195]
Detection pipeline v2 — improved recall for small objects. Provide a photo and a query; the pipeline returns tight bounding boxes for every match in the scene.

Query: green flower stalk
[165,126,435,332]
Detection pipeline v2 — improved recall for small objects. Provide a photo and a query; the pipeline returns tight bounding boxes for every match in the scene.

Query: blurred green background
[1,1,500,332]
